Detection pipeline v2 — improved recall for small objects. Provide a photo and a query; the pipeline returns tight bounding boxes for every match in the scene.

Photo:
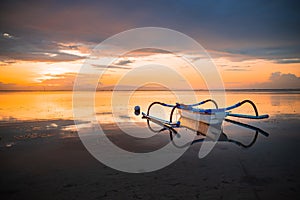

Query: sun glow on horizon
[1,48,300,90]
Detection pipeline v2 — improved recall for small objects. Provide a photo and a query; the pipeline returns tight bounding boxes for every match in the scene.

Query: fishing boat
[134,99,269,141]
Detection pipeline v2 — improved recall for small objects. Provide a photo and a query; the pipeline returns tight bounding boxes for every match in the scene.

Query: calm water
[1,90,299,148]
[0,91,299,123]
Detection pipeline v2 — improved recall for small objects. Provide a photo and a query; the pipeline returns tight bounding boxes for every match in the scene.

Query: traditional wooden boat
[135,99,269,141]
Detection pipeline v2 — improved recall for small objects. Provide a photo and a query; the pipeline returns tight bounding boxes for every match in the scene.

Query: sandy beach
[1,114,299,200]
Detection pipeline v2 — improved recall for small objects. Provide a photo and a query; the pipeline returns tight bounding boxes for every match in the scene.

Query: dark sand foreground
[0,117,299,200]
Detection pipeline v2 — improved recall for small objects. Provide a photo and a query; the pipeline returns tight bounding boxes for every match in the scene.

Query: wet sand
[0,116,299,200]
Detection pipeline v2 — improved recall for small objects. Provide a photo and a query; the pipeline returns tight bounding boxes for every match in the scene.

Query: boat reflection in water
[145,117,269,149]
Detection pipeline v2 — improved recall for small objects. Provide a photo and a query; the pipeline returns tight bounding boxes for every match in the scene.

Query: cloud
[2,32,16,39]
[218,63,252,71]
[114,59,133,66]
[116,48,172,59]
[274,58,300,64]
[0,72,79,90]
[250,72,300,89]
[92,64,131,70]
[223,65,251,71]
[220,46,300,62]
[37,72,77,90]
[0,0,299,64]
[0,82,28,90]
[225,68,251,72]
[0,36,86,62]
[0,59,16,66]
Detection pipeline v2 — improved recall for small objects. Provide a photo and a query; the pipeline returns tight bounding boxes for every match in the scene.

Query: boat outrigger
[134,99,269,144]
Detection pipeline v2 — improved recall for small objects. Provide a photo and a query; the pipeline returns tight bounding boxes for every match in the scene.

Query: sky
[0,0,299,90]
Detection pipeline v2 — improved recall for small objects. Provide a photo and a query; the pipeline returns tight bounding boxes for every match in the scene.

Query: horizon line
[0,88,300,92]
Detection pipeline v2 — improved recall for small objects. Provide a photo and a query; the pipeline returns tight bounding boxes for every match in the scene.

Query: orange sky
[0,47,299,90]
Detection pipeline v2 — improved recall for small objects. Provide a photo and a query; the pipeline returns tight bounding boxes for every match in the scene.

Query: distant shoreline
[0,89,300,92]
